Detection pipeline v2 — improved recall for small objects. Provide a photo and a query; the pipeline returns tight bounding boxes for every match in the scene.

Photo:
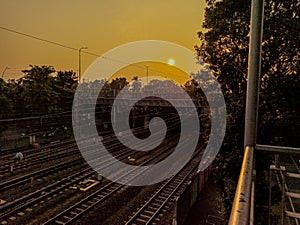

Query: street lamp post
[78,47,88,82]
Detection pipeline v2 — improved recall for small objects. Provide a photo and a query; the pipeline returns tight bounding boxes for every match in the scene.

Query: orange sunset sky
[0,0,206,81]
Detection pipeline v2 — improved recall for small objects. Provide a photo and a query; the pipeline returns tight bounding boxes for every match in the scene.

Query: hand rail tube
[256,144,300,154]
[229,146,255,224]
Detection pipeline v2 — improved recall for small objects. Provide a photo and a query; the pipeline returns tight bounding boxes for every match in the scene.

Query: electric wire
[0,26,199,80]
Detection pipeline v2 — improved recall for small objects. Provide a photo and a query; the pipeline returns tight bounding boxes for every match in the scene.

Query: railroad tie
[144,210,154,215]
[136,218,147,223]
[140,214,151,219]
[63,216,72,220]
[152,202,161,207]
[76,207,84,212]
[148,206,157,211]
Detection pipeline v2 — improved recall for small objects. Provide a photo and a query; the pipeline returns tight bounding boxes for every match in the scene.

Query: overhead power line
[0,26,193,80]
[0,26,99,57]
[0,110,73,123]
[0,26,146,66]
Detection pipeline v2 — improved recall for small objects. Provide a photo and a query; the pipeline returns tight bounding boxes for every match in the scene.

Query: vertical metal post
[250,170,256,225]
[230,1,264,224]
[268,167,272,225]
[281,170,286,225]
[244,0,264,148]
[79,47,88,82]
[79,49,82,82]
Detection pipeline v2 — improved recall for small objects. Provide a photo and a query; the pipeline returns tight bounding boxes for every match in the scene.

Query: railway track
[0,131,174,224]
[0,133,115,163]
[0,146,136,224]
[0,130,132,183]
[0,138,75,160]
[0,135,134,193]
[0,145,30,158]
[42,135,182,225]
[0,144,79,176]
[0,115,193,224]
[124,144,204,225]
[0,157,85,193]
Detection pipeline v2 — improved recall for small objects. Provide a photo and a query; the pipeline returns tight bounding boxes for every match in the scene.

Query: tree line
[0,65,210,120]
[0,65,77,119]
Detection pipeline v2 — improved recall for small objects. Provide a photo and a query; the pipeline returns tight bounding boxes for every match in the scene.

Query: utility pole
[78,47,88,82]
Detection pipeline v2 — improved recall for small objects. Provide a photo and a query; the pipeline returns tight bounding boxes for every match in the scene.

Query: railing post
[268,166,272,225]
[230,0,266,223]
[244,0,264,148]
[281,169,286,225]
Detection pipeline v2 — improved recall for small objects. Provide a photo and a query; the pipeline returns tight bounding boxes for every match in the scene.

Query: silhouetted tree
[195,0,299,218]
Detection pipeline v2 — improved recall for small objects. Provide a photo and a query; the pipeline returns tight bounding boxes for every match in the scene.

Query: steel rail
[0,130,146,189]
[0,139,75,162]
[0,146,79,175]
[0,147,133,222]
[42,135,181,225]
[0,157,84,192]
[125,143,204,225]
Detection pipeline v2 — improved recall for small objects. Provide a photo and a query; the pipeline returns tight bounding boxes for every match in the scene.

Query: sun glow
[168,58,175,65]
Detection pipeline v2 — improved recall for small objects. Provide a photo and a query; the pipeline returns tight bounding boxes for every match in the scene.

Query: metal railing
[229,145,300,224]
[229,146,255,225]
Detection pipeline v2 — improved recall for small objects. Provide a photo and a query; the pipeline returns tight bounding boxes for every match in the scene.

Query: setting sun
[168,58,175,65]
